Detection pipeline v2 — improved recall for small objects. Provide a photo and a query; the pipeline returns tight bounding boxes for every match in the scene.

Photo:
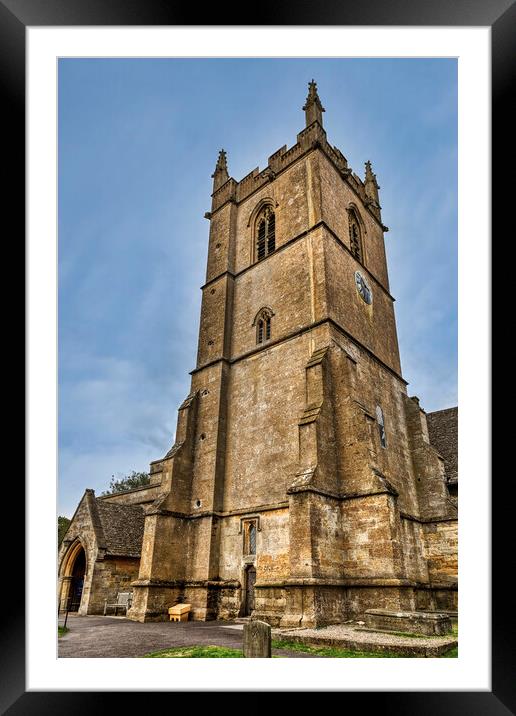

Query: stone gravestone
[243,620,271,658]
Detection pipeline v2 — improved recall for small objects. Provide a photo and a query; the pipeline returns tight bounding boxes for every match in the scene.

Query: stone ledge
[365,609,453,636]
[257,577,421,588]
[275,626,457,657]
[366,608,449,619]
[131,579,241,589]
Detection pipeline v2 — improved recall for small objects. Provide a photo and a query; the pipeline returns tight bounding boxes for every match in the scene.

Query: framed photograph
[7,0,505,711]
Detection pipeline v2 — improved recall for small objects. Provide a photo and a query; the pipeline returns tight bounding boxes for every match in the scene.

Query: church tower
[127,81,458,626]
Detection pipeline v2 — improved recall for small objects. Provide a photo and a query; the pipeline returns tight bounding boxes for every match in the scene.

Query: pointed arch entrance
[59,540,87,612]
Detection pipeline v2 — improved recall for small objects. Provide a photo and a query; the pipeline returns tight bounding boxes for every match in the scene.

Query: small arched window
[256,207,276,261]
[348,210,363,262]
[242,519,258,556]
[248,522,256,555]
[376,405,387,448]
[253,307,274,345]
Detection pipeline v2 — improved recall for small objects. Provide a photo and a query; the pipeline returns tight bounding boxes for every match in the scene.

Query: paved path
[58,615,320,658]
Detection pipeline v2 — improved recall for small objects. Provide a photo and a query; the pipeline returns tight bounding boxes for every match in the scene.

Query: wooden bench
[104,592,133,616]
[168,603,191,622]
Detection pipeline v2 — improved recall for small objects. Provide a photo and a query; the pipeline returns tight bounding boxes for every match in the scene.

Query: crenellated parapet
[209,81,384,227]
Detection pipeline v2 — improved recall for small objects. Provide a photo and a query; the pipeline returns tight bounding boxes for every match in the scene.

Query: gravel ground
[57,615,322,658]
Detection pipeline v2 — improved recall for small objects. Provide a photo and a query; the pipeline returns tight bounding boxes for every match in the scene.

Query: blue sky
[58,58,457,517]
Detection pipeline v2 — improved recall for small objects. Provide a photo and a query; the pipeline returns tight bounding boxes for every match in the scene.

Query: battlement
[209,81,383,226]
[211,121,370,214]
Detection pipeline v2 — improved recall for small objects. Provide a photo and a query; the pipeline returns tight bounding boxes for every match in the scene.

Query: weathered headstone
[243,620,271,658]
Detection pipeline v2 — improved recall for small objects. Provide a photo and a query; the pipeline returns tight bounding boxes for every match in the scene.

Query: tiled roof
[95,501,145,557]
[427,407,458,484]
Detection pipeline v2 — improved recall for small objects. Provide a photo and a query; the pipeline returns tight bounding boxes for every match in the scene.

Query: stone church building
[59,81,458,627]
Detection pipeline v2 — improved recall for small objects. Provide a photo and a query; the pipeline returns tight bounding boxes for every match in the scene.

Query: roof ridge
[427,406,458,415]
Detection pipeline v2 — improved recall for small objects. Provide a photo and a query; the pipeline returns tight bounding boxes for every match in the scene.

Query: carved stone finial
[364,160,377,184]
[302,79,325,128]
[211,149,229,191]
[364,160,381,212]
[214,149,227,173]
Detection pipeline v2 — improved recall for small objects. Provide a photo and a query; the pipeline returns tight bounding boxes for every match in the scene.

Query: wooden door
[245,567,256,616]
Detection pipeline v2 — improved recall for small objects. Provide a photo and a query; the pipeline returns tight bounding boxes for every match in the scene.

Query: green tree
[101,470,150,495]
[58,516,71,546]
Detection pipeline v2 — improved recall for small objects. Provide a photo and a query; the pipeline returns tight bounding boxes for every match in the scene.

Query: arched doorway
[60,541,87,612]
[69,546,86,611]
[244,566,256,616]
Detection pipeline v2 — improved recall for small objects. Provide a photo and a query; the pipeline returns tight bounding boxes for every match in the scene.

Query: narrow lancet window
[257,319,264,344]
[257,219,266,261]
[267,212,275,254]
[255,206,276,261]
[243,520,258,556]
[348,210,363,263]
[376,405,387,448]
[248,523,256,555]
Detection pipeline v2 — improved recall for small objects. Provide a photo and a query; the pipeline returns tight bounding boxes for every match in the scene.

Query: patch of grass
[143,646,282,658]
[58,626,69,637]
[143,645,243,658]
[271,639,401,658]
[143,638,458,659]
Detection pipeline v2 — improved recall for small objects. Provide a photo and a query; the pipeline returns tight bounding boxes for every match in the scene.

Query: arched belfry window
[348,209,363,263]
[253,307,274,345]
[376,405,387,448]
[256,206,276,261]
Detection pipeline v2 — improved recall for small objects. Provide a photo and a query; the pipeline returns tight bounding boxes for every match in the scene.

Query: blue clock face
[355,271,372,305]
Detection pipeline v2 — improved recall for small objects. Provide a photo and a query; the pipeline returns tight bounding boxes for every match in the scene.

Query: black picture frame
[6,0,506,712]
